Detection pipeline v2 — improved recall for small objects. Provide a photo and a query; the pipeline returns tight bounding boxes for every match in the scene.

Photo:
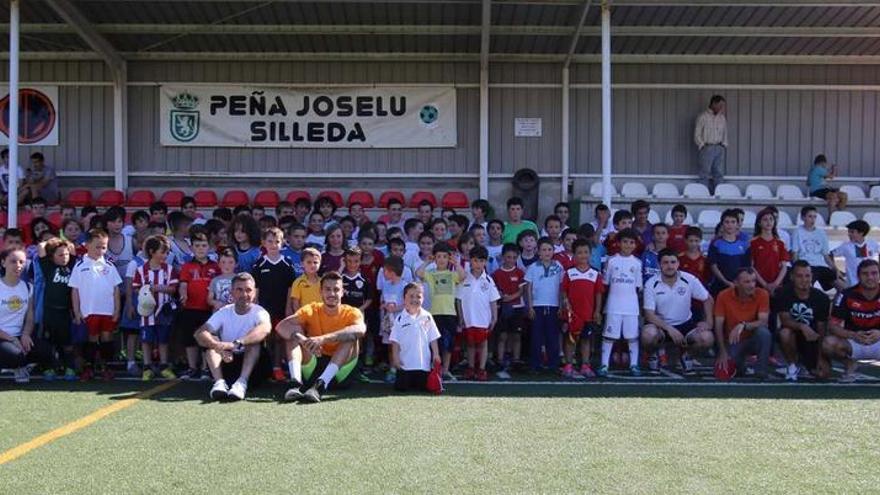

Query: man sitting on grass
[276,272,367,404]
[195,273,272,401]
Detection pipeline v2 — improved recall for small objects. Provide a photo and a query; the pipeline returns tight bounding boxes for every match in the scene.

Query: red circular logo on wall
[0,88,56,144]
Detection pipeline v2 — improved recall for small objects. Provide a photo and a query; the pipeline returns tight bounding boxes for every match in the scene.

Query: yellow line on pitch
[0,380,179,465]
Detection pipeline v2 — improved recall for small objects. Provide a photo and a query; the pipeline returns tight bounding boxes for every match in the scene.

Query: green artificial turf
[2,381,879,494]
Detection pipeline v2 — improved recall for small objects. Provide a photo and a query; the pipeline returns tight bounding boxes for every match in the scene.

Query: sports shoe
[179,368,197,381]
[680,354,696,375]
[302,379,325,403]
[227,380,247,401]
[43,369,57,382]
[126,361,141,377]
[284,383,305,402]
[768,355,784,368]
[496,369,511,380]
[647,354,660,372]
[838,372,858,384]
[629,365,642,377]
[384,369,397,384]
[463,368,476,380]
[476,369,488,381]
[63,368,77,381]
[442,371,458,382]
[562,363,575,379]
[596,365,609,378]
[785,364,799,382]
[580,364,596,378]
[658,348,669,368]
[272,367,286,382]
[210,379,229,401]
[159,367,177,380]
[142,368,155,381]
[80,367,94,381]
[13,367,30,383]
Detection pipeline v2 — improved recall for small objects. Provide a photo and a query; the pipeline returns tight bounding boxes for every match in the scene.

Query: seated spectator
[19,152,59,205]
[714,268,771,380]
[776,261,831,381]
[807,154,847,217]
[823,259,880,383]
[194,272,271,401]
[832,220,879,289]
[0,148,24,209]
[790,206,838,291]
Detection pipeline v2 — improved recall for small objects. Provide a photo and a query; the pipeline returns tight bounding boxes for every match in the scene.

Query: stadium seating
[647,210,660,224]
[221,190,250,207]
[664,210,693,225]
[651,182,679,198]
[797,211,826,227]
[589,182,618,198]
[65,189,93,207]
[743,210,757,228]
[697,209,721,228]
[317,191,345,208]
[96,190,125,207]
[348,191,376,208]
[441,192,469,209]
[285,190,311,205]
[160,190,185,206]
[714,184,742,199]
[776,211,794,228]
[683,184,711,199]
[194,190,219,208]
[379,191,406,208]
[253,190,280,208]
[864,212,880,229]
[870,186,880,200]
[621,182,649,198]
[745,184,773,200]
[776,184,804,200]
[839,185,866,200]
[829,211,858,229]
[409,191,438,208]
[47,211,63,227]
[126,190,156,207]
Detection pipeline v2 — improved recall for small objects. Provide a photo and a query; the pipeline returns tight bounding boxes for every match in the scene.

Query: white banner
[0,86,59,146]
[160,85,457,148]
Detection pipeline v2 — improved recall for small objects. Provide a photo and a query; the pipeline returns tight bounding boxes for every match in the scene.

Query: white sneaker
[209,379,229,401]
[13,367,30,383]
[785,364,799,382]
[227,380,247,401]
[496,370,511,380]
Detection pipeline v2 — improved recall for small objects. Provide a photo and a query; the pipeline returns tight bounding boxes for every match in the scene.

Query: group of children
[2,190,878,385]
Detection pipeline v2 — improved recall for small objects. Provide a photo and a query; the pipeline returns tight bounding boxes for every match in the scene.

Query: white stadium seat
[776,211,794,228]
[864,212,880,229]
[648,209,661,224]
[839,185,867,200]
[590,182,618,198]
[745,184,774,200]
[697,209,721,228]
[683,183,711,198]
[664,210,694,225]
[714,183,742,199]
[651,182,679,198]
[829,211,858,228]
[743,210,757,228]
[797,212,826,227]
[776,184,805,200]
[621,182,649,198]
[870,186,880,200]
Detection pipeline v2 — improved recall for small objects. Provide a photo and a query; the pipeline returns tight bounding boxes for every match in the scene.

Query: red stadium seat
[409,191,437,208]
[96,190,125,207]
[348,190,375,208]
[379,191,406,209]
[18,210,33,228]
[221,190,249,207]
[194,190,219,208]
[126,190,156,208]
[317,190,344,208]
[441,192,469,209]
[0,211,7,227]
[253,190,280,208]
[65,189,93,207]
[285,190,311,204]
[47,211,63,228]
[160,190,185,206]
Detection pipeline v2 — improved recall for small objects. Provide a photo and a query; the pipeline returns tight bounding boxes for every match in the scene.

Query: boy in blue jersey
[708,210,751,295]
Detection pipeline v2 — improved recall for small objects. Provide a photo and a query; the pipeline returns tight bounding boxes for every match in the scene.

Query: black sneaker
[283,382,304,402]
[302,379,325,403]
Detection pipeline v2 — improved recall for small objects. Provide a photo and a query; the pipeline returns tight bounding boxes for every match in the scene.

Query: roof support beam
[43,0,124,72]
[563,0,593,69]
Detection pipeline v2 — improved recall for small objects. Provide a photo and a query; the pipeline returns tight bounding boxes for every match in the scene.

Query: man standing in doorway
[694,95,728,195]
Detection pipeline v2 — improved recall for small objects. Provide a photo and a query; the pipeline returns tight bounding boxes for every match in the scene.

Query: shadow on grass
[3,378,880,403]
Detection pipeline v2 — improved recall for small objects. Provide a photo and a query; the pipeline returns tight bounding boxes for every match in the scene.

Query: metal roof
[2,1,880,62]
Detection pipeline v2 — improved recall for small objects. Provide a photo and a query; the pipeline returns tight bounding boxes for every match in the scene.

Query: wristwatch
[232,339,244,353]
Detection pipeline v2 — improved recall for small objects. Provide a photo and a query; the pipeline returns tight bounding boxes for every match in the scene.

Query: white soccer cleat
[13,367,30,383]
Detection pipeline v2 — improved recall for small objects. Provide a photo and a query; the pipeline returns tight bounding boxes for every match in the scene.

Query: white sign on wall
[514,117,542,137]
[0,85,60,146]
[160,85,457,148]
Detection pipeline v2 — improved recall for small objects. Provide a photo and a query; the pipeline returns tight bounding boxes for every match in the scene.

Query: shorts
[85,315,116,338]
[810,187,837,200]
[794,331,821,370]
[394,369,430,392]
[603,314,640,340]
[464,327,490,345]
[656,319,699,344]
[220,346,270,388]
[433,315,458,354]
[140,325,172,345]
[848,338,880,361]
[497,305,525,334]
[43,307,72,347]
[301,355,358,389]
[175,309,211,348]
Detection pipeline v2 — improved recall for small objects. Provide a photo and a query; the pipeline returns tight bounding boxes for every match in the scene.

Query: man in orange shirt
[714,267,771,380]
[276,272,366,403]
